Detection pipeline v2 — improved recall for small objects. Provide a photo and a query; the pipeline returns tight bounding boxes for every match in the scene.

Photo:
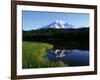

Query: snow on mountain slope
[41,20,75,29]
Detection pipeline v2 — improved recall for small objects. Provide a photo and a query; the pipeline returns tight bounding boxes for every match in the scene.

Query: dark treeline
[23,28,89,50]
[23,28,89,42]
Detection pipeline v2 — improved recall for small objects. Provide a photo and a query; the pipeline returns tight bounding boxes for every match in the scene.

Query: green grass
[22,41,68,69]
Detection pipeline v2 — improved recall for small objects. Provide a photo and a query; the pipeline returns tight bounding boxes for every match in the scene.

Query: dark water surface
[46,49,89,66]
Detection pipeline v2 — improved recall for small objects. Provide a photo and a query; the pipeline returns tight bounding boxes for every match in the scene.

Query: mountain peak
[41,20,75,29]
[55,20,65,24]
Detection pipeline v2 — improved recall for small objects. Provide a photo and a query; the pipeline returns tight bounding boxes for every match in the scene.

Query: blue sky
[22,11,89,31]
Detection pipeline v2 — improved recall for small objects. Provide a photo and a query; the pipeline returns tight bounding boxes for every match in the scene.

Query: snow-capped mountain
[41,20,75,29]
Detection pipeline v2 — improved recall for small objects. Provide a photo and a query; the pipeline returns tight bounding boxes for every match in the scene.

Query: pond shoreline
[23,40,89,50]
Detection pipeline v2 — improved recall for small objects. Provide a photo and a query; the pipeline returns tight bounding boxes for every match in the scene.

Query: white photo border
[16,5,95,76]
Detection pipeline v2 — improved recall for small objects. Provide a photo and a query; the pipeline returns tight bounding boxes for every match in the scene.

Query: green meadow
[22,41,67,69]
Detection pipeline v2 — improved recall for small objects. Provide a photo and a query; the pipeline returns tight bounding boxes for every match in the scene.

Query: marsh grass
[22,41,67,69]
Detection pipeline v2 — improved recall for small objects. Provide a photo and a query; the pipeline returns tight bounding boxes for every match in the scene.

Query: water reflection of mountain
[47,49,89,66]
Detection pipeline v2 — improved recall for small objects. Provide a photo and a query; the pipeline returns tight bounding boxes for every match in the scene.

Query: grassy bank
[22,41,67,69]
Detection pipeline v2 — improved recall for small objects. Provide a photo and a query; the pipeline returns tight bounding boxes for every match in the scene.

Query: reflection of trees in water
[52,41,89,50]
